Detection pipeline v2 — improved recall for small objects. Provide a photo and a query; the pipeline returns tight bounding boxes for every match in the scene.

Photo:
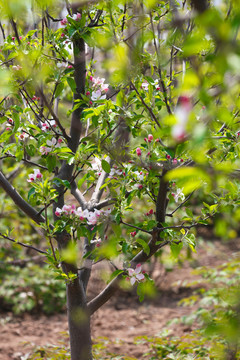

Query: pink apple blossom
[18,132,29,141]
[127,264,145,285]
[142,82,149,91]
[91,89,106,101]
[27,169,43,182]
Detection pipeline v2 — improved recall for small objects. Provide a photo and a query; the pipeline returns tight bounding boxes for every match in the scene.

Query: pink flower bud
[12,37,15,41]
[180,159,184,163]
[173,158,178,164]
[166,154,171,159]
[86,91,90,96]
[138,184,143,189]
[61,33,65,38]
[144,137,147,142]
[155,138,159,142]
[148,134,153,142]
[19,36,22,40]
[61,18,68,26]
[131,231,137,237]
[8,118,13,124]
[89,76,93,81]
[149,209,153,215]
[36,172,42,179]
[89,101,93,106]
[136,148,141,156]
[67,65,73,69]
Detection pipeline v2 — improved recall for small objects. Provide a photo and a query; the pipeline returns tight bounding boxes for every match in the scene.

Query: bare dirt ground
[1,237,240,360]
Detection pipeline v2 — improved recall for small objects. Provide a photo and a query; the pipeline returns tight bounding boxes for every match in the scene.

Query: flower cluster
[144,134,154,142]
[146,209,154,216]
[27,169,43,182]
[109,167,125,178]
[41,120,57,132]
[40,138,63,155]
[133,171,145,190]
[61,13,81,26]
[55,205,111,226]
[127,264,145,285]
[87,76,109,103]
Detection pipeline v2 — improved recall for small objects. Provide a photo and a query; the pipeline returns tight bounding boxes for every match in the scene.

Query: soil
[1,237,240,360]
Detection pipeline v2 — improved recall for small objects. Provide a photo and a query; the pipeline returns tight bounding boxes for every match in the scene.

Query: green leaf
[46,155,56,172]
[55,82,64,98]
[170,242,183,258]
[28,187,35,200]
[67,77,76,92]
[77,173,88,189]
[136,238,150,255]
[53,178,71,189]
[101,159,111,173]
[25,144,35,157]
[109,269,124,281]
[112,223,122,237]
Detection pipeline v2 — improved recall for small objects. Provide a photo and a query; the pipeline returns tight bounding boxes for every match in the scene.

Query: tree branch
[71,181,87,209]
[0,171,45,225]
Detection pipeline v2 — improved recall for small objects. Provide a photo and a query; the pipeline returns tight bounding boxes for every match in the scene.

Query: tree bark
[67,279,92,360]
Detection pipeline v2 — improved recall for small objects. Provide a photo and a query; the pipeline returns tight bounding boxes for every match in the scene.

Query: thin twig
[120,220,152,234]
[0,233,47,255]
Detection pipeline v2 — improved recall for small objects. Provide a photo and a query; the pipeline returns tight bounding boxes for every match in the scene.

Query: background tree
[0,0,240,360]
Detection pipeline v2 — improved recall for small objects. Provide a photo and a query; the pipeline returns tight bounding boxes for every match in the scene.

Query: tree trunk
[67,277,92,360]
